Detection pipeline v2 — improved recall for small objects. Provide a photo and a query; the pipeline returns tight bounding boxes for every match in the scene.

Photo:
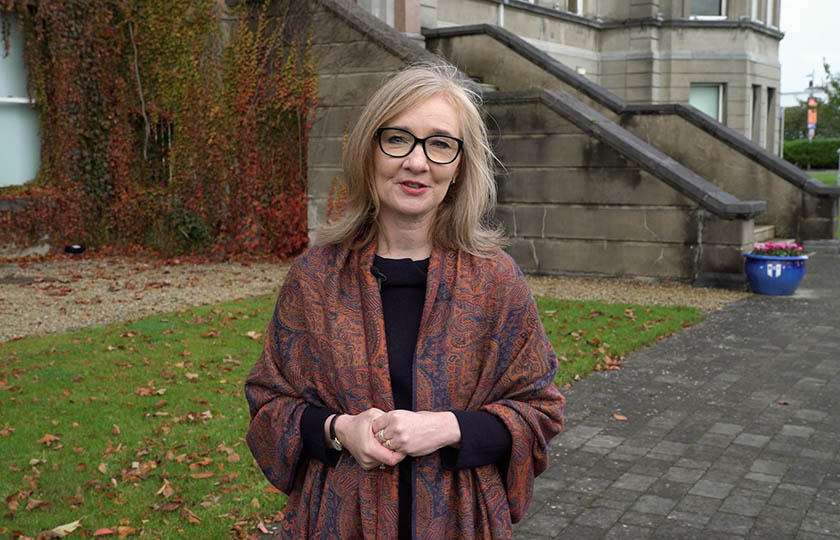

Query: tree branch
[129,20,150,161]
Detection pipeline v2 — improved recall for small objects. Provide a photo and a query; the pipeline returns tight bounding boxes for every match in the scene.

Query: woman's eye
[387,136,407,145]
[430,139,452,149]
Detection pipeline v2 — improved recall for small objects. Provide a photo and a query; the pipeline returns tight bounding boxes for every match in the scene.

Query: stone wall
[621,112,799,237]
[486,96,754,283]
[303,0,438,238]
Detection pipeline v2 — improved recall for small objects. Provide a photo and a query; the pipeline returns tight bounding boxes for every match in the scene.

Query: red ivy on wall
[0,0,316,259]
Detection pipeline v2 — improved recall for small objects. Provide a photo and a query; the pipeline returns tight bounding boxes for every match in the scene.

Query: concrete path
[515,252,840,539]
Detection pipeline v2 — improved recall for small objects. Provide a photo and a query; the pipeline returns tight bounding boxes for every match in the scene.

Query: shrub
[783,138,840,169]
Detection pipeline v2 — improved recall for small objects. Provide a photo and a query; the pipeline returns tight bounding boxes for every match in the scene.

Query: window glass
[690,0,723,16]
[765,0,775,26]
[690,84,722,121]
[0,13,41,187]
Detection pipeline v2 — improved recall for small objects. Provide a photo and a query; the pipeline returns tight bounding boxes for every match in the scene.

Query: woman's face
[373,94,461,229]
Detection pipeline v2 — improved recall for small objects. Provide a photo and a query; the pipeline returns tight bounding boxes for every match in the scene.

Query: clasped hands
[331,408,460,471]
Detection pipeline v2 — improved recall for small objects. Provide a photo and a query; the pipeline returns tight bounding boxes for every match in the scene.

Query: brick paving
[515,252,840,539]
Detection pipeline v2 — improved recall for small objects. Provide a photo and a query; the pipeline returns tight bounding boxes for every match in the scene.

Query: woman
[245,63,564,539]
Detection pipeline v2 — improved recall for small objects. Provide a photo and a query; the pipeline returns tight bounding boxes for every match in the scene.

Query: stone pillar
[394,0,420,33]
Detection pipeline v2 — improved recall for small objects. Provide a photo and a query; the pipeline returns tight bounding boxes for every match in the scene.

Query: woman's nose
[403,142,429,170]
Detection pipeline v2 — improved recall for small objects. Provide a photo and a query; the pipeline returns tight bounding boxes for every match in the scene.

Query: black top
[300,256,512,537]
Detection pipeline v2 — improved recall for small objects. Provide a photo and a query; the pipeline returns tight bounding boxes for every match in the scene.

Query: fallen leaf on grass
[613,413,628,421]
[98,463,107,475]
[777,400,790,406]
[190,472,214,479]
[26,498,48,511]
[37,433,60,446]
[245,331,262,340]
[188,458,213,471]
[156,499,184,513]
[179,507,202,524]
[1,423,14,437]
[117,526,136,537]
[185,373,199,382]
[93,528,115,536]
[48,519,82,537]
[112,424,120,436]
[155,479,174,498]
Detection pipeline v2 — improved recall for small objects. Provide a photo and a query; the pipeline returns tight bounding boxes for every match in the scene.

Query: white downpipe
[498,1,505,27]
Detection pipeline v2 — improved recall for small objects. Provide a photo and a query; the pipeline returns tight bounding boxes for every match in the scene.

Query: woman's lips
[399,180,428,195]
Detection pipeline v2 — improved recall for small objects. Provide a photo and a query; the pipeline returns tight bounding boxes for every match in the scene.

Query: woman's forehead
[383,94,461,136]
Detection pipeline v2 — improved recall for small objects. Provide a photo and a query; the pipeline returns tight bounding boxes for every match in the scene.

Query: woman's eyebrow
[388,125,457,137]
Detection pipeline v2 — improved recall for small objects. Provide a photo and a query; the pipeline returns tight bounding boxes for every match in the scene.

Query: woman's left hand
[370,410,461,457]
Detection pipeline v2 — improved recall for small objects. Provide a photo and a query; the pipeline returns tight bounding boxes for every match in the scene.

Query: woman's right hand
[333,409,406,470]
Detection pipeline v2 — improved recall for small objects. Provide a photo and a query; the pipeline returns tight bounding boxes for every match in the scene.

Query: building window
[690,84,725,122]
[766,87,776,151]
[690,0,726,18]
[751,84,761,142]
[0,14,41,187]
[568,0,582,15]
[751,0,759,21]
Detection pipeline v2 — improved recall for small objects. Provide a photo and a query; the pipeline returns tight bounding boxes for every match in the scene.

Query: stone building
[304,0,838,287]
[356,0,783,154]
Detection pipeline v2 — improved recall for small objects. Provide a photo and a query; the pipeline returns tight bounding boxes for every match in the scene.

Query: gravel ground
[0,256,749,343]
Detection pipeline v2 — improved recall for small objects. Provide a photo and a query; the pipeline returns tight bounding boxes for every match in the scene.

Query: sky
[779,0,840,93]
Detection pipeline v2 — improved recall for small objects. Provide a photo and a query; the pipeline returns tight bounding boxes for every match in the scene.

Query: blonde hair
[316,63,503,255]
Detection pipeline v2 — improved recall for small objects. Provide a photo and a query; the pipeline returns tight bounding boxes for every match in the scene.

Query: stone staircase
[301,0,840,288]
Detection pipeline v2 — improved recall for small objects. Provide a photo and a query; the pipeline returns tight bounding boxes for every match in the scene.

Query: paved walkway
[515,252,840,539]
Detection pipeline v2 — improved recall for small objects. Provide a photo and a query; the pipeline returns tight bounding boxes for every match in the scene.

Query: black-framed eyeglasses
[375,127,463,165]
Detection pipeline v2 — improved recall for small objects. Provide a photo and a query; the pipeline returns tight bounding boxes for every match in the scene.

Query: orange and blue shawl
[245,241,565,539]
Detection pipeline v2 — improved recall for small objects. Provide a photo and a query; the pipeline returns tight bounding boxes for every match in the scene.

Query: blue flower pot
[744,253,808,295]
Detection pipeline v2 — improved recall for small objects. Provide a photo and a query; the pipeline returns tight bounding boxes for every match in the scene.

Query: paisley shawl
[245,241,565,539]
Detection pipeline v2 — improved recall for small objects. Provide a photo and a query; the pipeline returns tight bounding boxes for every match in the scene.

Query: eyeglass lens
[378,128,461,164]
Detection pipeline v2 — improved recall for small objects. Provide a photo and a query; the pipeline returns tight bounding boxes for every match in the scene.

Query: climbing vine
[0,0,316,258]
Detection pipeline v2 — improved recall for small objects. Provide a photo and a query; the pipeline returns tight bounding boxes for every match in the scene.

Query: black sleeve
[440,410,512,470]
[300,405,342,467]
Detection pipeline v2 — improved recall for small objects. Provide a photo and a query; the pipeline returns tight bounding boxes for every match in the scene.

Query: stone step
[753,224,775,242]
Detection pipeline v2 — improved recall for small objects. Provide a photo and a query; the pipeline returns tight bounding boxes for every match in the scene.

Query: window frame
[689,83,726,122]
[689,0,727,20]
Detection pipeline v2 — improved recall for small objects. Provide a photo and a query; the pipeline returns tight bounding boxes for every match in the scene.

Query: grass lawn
[809,171,838,187]
[1,293,703,538]
[537,297,703,386]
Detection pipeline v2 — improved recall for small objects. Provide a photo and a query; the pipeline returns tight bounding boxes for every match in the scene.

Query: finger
[370,413,390,433]
[380,451,406,467]
[367,442,405,465]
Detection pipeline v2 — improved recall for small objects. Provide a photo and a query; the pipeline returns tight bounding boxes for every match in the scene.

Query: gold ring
[377,429,386,443]
[384,438,393,451]
[378,464,385,470]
